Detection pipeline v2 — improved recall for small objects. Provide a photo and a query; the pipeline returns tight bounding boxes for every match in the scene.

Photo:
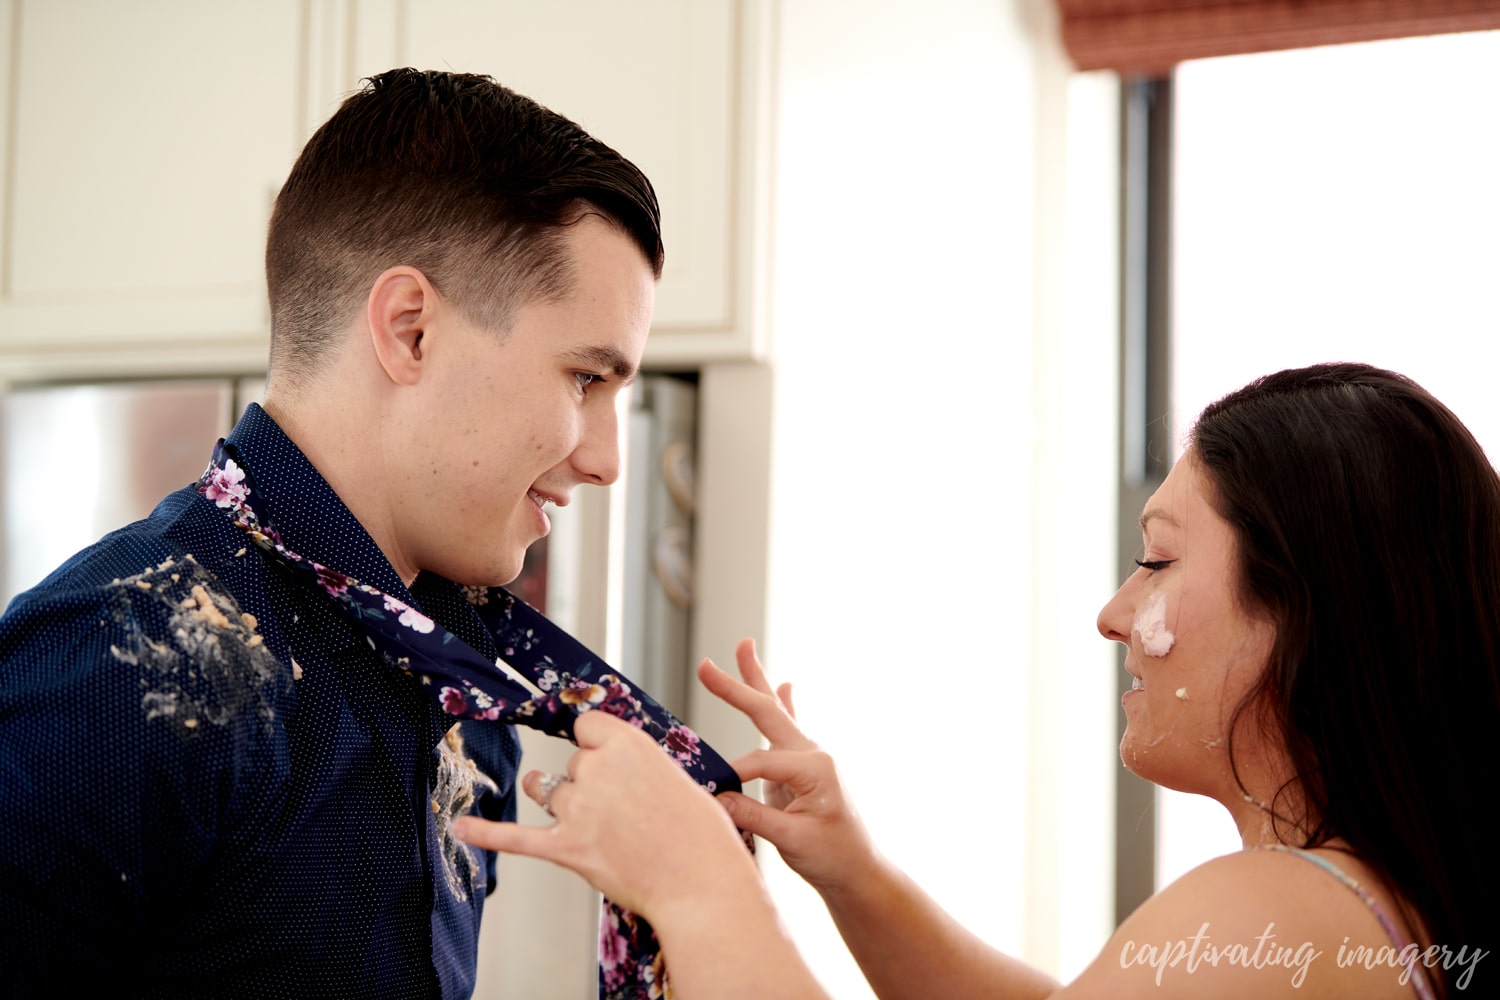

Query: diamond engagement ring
[536,772,571,818]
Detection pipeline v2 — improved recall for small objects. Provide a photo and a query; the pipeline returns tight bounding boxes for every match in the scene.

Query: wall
[698,1,1123,994]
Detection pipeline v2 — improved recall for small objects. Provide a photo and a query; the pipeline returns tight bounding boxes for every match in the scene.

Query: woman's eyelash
[1134,558,1175,572]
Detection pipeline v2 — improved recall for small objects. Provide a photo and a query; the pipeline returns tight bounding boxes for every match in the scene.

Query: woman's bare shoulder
[1050,848,1434,1000]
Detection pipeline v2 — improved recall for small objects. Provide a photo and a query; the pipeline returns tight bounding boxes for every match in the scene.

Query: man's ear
[367,266,437,386]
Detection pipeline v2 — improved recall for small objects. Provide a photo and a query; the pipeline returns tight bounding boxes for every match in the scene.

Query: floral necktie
[199,439,739,999]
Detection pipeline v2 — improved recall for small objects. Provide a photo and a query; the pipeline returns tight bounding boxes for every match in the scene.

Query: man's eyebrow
[564,345,639,386]
[1139,507,1180,533]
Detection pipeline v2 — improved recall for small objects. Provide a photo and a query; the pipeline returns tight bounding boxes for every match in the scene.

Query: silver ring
[536,772,572,818]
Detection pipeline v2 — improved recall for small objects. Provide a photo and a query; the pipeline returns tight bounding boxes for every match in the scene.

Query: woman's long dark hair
[1190,362,1499,996]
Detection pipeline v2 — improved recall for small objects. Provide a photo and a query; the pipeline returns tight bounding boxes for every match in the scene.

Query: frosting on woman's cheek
[1134,591,1176,657]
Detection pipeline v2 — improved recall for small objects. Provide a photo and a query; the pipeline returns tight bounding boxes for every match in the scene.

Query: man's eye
[574,372,603,392]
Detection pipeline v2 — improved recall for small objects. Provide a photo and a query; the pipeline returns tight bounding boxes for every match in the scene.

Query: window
[1157,28,1500,890]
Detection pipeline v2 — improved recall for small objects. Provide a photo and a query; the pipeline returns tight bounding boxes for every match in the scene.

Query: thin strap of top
[1258,844,1438,1000]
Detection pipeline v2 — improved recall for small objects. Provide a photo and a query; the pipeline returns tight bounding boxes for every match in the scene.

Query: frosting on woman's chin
[1134,591,1176,657]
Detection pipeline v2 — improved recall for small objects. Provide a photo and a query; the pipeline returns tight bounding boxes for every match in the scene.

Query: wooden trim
[1058,0,1500,75]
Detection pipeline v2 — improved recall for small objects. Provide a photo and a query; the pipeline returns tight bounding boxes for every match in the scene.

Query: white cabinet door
[0,0,303,382]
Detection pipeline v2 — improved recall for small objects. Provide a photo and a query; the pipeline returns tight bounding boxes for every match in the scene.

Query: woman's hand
[704,639,881,897]
[452,708,757,921]
[454,672,833,1000]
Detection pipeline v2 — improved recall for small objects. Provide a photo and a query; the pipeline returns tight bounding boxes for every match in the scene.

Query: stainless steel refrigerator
[0,378,261,610]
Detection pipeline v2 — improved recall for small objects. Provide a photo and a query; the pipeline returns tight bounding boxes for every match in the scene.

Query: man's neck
[260,383,418,589]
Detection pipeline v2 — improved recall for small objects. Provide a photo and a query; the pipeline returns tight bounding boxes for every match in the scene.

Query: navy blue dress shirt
[0,403,520,998]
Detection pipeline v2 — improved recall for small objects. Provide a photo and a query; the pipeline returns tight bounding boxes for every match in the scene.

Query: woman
[456,363,1498,998]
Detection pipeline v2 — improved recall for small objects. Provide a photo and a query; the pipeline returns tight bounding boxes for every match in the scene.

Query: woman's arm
[456,640,1424,1000]
[705,642,1059,1000]
[453,639,1060,999]
[459,642,1339,999]
[454,706,829,1000]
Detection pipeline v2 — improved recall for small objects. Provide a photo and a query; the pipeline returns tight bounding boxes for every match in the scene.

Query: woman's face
[1096,452,1279,802]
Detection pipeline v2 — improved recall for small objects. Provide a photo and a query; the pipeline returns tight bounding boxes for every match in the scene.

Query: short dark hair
[265,67,664,389]
[1190,362,1500,991]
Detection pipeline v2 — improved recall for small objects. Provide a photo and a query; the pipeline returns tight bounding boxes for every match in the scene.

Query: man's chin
[446,559,524,591]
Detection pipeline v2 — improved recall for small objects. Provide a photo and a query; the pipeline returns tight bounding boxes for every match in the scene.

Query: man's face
[399,214,654,587]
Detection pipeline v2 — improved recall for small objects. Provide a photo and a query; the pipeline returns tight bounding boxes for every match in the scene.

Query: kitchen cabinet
[0,0,772,382]
[0,0,303,381]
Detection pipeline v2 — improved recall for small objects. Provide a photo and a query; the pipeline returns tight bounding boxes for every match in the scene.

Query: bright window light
[1164,28,1500,889]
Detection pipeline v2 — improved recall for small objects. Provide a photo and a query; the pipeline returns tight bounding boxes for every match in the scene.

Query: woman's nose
[1097,579,1134,644]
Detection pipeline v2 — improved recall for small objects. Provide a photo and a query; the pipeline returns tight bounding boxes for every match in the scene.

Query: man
[0,67,662,996]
